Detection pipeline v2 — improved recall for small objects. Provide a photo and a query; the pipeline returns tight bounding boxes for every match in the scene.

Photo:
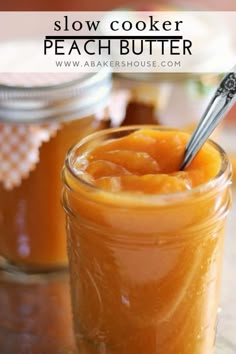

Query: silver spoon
[180,66,236,170]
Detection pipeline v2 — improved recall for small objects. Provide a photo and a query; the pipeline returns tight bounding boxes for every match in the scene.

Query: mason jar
[0,72,111,273]
[62,126,232,354]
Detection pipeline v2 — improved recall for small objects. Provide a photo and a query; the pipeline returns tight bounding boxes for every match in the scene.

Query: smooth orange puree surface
[79,129,221,193]
[65,128,229,354]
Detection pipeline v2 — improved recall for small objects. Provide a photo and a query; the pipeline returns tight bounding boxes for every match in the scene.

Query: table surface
[0,177,235,354]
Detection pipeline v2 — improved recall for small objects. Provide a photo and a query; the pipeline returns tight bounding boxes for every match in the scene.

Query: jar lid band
[0,71,112,124]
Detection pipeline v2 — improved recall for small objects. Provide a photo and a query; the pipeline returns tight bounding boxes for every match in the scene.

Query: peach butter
[63,127,231,354]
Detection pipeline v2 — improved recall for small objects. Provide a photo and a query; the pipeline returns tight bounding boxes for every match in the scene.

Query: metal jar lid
[0,71,112,124]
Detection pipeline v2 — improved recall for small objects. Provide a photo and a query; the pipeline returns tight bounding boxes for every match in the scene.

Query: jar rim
[63,125,231,207]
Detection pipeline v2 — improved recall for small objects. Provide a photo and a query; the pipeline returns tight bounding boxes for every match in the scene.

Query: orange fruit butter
[63,128,231,354]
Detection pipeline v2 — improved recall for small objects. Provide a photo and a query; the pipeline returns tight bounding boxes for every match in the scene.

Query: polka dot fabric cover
[0,73,84,190]
[0,122,60,190]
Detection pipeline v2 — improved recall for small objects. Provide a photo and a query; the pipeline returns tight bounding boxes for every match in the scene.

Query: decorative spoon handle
[181,67,236,170]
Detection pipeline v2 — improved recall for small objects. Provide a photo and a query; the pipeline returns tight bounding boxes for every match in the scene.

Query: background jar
[62,126,232,354]
[109,3,235,134]
[112,73,223,138]
[0,72,111,273]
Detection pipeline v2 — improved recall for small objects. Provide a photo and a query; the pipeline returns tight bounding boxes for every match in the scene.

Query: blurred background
[0,0,235,11]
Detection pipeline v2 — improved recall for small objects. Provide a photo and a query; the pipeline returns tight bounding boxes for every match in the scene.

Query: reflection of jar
[0,72,111,272]
[62,127,232,354]
[0,272,74,354]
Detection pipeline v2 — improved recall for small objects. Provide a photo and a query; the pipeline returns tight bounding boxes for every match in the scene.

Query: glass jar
[62,126,232,354]
[0,72,111,273]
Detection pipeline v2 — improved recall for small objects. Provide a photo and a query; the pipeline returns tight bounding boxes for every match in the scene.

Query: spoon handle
[180,67,236,170]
